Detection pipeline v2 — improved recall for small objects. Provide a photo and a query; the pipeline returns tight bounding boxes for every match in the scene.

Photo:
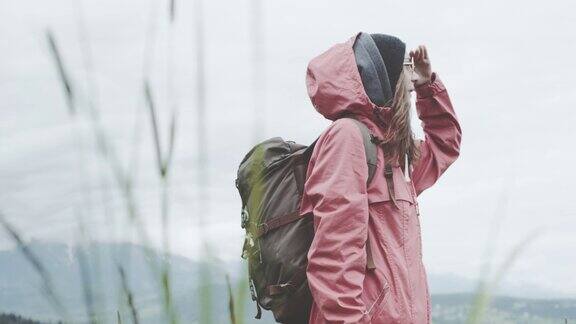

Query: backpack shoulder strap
[346,118,379,271]
[303,118,378,187]
[347,118,378,186]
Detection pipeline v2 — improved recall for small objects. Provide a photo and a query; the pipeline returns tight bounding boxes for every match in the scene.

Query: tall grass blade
[161,267,179,324]
[466,230,542,324]
[47,4,183,323]
[163,111,177,176]
[226,274,236,324]
[169,0,176,22]
[51,16,108,315]
[144,79,178,323]
[193,0,213,321]
[198,249,213,324]
[45,29,75,115]
[76,245,97,324]
[75,216,98,324]
[117,265,140,324]
[47,23,111,323]
[250,0,265,141]
[193,0,208,208]
[0,213,68,320]
[233,267,249,324]
[144,80,165,176]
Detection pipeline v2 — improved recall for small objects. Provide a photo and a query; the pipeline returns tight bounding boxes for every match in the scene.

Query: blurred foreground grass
[0,1,559,323]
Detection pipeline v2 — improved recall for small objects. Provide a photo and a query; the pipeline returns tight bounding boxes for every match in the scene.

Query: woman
[299,32,462,323]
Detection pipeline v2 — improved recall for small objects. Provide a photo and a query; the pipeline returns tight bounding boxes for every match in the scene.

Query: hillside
[1,242,574,323]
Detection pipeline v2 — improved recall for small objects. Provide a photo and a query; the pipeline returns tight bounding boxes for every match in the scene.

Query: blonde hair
[380,68,420,169]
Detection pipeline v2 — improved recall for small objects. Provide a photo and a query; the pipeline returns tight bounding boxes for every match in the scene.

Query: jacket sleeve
[299,118,371,324]
[410,72,462,196]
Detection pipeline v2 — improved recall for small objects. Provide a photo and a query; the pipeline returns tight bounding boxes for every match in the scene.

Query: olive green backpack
[235,117,389,323]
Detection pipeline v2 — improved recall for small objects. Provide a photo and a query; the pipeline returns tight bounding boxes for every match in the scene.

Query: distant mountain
[432,293,576,324]
[1,242,574,323]
[0,313,47,324]
[0,242,276,323]
[427,272,568,300]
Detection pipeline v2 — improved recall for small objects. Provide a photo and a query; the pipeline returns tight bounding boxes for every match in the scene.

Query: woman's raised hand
[409,45,433,87]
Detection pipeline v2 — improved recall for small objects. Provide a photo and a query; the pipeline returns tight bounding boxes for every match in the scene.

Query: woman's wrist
[415,72,444,99]
[414,72,435,88]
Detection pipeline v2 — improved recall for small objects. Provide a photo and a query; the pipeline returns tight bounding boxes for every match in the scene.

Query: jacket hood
[354,32,394,107]
[306,32,393,126]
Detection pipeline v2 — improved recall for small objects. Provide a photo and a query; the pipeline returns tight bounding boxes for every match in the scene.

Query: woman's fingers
[410,45,430,63]
[414,46,423,62]
[419,45,425,61]
[410,45,429,63]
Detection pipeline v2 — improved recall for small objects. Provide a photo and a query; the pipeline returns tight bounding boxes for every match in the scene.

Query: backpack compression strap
[347,118,402,269]
[347,118,378,186]
[301,118,377,187]
[347,118,379,270]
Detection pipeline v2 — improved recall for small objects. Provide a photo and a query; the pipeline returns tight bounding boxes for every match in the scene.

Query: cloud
[1,0,575,297]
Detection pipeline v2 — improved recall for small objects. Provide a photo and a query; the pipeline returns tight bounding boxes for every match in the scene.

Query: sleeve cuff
[415,72,446,99]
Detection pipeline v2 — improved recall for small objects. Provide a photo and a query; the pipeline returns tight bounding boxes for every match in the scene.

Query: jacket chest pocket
[367,163,415,205]
[367,164,416,249]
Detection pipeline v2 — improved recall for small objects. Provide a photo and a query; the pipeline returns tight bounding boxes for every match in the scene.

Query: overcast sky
[1,0,575,297]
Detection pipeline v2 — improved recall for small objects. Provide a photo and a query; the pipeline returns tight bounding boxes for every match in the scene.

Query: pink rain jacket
[299,33,462,324]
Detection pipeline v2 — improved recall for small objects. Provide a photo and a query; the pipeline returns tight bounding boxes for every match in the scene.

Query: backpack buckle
[370,134,383,145]
[241,207,249,228]
[257,223,269,236]
[384,163,393,179]
[268,282,294,297]
[249,279,258,301]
